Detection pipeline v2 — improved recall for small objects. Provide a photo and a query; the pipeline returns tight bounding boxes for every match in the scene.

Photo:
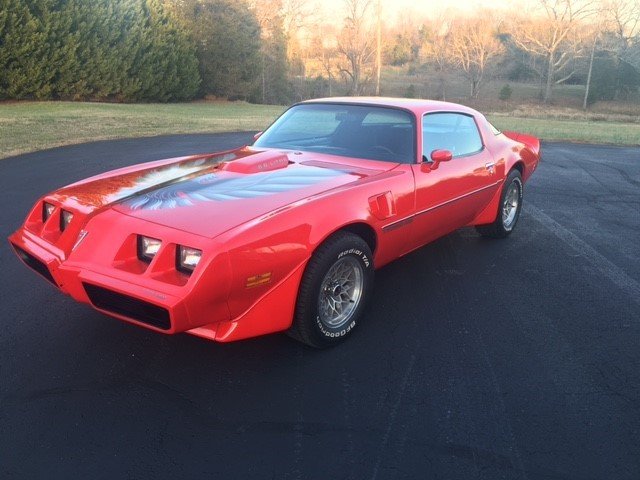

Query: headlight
[60,210,73,231]
[137,235,162,262]
[42,202,55,222]
[177,246,202,274]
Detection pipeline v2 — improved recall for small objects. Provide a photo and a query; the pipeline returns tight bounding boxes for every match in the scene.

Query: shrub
[499,84,513,101]
[404,84,417,98]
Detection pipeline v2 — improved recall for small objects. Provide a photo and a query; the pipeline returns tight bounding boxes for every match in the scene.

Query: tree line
[0,0,277,102]
[1,0,639,106]
[313,0,640,105]
[0,0,200,101]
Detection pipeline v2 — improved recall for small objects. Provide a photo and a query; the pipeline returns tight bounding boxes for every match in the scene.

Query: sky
[318,0,529,18]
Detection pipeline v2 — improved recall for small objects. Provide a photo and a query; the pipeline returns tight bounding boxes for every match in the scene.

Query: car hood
[50,147,395,238]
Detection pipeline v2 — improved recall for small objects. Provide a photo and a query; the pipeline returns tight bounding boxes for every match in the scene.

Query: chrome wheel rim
[502,180,520,229]
[318,257,363,329]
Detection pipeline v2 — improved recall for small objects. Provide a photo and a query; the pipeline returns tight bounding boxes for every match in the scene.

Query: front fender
[218,169,413,324]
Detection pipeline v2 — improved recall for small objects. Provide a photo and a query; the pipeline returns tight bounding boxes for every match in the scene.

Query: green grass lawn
[0,101,285,159]
[0,101,638,159]
[488,115,640,146]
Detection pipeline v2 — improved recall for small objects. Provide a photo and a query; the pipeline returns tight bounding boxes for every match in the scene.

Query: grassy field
[0,101,285,159]
[488,115,640,145]
[0,100,638,159]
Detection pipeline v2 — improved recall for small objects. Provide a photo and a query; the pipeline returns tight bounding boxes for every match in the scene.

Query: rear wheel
[476,169,523,238]
[288,232,374,348]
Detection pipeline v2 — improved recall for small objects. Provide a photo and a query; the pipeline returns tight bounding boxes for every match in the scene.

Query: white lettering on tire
[337,248,370,267]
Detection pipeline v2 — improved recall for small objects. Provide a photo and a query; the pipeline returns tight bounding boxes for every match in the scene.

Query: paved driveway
[1,135,639,479]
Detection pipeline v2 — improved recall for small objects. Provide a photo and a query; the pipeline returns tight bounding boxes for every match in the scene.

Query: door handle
[485,162,495,171]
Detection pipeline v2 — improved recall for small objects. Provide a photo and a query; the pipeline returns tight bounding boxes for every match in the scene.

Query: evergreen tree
[0,0,200,101]
[170,0,261,100]
[0,0,51,99]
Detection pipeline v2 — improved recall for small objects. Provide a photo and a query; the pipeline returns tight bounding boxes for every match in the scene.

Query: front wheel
[476,169,523,238]
[288,232,374,348]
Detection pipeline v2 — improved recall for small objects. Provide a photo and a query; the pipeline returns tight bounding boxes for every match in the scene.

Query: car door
[407,112,500,250]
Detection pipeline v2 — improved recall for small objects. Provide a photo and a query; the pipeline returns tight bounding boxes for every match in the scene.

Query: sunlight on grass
[488,116,640,146]
[0,101,285,158]
[0,101,637,159]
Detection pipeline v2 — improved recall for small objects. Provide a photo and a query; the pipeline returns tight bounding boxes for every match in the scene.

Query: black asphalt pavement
[1,134,639,479]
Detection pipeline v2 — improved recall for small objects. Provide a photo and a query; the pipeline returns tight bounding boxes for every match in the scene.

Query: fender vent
[83,283,171,330]
[12,244,57,286]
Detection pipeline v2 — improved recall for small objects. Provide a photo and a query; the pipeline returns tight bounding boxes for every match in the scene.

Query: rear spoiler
[502,131,541,157]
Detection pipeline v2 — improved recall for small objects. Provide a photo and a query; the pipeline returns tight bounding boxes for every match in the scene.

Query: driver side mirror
[421,149,453,172]
[430,149,453,162]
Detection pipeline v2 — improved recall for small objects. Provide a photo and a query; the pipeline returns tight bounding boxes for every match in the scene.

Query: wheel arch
[470,158,524,227]
[311,221,378,261]
[510,160,525,177]
[339,222,377,255]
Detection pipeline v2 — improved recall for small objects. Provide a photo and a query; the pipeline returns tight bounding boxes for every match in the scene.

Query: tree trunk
[375,0,381,96]
[544,52,554,103]
[583,36,597,110]
[261,53,266,104]
[470,78,479,99]
[350,56,360,95]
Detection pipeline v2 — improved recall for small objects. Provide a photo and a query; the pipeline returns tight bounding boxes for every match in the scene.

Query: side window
[422,113,483,159]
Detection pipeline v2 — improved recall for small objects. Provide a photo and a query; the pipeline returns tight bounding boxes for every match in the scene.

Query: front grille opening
[12,244,57,286]
[83,283,171,330]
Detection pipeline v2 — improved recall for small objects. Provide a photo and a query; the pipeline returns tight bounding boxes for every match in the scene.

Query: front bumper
[9,228,190,334]
[9,224,304,343]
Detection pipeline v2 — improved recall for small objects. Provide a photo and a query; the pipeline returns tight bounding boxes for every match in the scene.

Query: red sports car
[9,98,540,347]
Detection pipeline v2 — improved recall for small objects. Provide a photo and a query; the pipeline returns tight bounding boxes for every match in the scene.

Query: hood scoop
[221,151,291,174]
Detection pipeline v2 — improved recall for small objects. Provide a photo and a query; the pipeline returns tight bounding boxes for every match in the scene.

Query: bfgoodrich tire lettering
[288,232,374,348]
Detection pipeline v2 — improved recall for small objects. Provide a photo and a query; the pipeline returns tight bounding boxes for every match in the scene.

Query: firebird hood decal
[54,152,240,211]
[49,147,391,238]
[112,160,366,237]
[123,167,344,210]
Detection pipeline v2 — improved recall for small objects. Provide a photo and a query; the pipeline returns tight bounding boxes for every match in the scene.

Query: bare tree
[582,2,616,109]
[605,0,640,61]
[448,15,504,99]
[250,0,313,71]
[281,0,312,36]
[602,0,640,98]
[311,23,340,96]
[508,0,595,103]
[422,17,454,100]
[281,0,315,69]
[337,0,375,95]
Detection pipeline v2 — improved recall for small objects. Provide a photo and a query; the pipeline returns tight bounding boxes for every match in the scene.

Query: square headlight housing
[60,210,73,231]
[137,235,162,263]
[42,202,55,222]
[176,245,202,274]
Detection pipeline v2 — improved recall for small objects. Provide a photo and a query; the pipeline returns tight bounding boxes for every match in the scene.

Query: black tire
[476,169,523,238]
[288,231,374,348]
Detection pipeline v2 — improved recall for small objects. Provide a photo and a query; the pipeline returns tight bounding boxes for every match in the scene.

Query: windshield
[254,103,417,163]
